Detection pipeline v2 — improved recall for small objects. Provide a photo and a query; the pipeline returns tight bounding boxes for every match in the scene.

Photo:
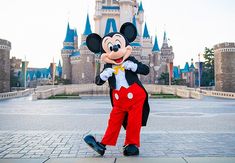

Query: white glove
[122,60,138,72]
[100,68,114,81]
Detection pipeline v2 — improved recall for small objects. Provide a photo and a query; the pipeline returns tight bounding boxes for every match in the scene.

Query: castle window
[87,57,90,62]
[82,73,85,79]
[107,0,111,5]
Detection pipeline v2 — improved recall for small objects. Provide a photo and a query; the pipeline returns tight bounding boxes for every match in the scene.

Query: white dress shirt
[113,65,129,90]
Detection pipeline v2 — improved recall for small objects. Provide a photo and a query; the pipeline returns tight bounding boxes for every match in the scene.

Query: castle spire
[58,60,62,67]
[138,1,144,12]
[152,34,160,52]
[83,13,92,35]
[163,30,167,44]
[74,28,78,37]
[132,15,139,36]
[143,22,150,38]
[64,22,74,42]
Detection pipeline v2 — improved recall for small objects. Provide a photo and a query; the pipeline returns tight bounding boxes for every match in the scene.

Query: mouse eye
[115,40,121,48]
[108,42,113,51]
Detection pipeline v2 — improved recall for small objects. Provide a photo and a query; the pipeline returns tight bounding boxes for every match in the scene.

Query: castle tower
[131,15,141,61]
[74,29,78,49]
[0,39,11,93]
[152,34,161,83]
[94,0,102,34]
[61,23,74,80]
[214,42,235,92]
[79,14,95,84]
[189,58,195,87]
[94,0,120,37]
[136,1,144,36]
[141,22,152,83]
[160,31,174,74]
[119,0,134,26]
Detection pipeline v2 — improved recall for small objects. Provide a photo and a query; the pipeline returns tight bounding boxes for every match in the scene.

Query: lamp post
[198,53,201,88]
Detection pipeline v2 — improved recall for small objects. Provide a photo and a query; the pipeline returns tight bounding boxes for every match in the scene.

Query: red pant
[101,83,146,147]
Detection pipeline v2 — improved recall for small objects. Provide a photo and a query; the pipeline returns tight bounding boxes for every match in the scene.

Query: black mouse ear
[86,33,102,53]
[120,22,137,43]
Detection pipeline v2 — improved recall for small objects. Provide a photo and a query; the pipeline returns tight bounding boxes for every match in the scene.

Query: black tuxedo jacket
[95,56,150,129]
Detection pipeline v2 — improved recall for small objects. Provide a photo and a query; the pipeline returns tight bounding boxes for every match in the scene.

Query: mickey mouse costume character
[84,22,150,156]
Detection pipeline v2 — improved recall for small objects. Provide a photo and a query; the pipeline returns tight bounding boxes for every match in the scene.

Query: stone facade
[214,42,235,92]
[61,0,174,84]
[0,39,11,93]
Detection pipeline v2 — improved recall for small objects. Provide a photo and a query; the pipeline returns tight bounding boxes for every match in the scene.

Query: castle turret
[74,29,78,49]
[79,14,95,84]
[152,34,160,53]
[61,22,74,80]
[137,1,144,35]
[160,30,174,74]
[94,0,102,34]
[141,22,153,83]
[0,39,11,92]
[143,22,150,38]
[130,15,141,61]
[132,15,139,36]
[81,14,92,46]
[119,0,133,25]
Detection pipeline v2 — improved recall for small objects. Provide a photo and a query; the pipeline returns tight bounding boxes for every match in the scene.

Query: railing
[201,90,235,99]
[0,89,33,100]
[33,84,202,100]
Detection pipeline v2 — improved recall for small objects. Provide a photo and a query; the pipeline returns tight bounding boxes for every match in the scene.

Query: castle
[61,0,174,84]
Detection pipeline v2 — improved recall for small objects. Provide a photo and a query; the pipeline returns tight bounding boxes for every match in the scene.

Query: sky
[0,0,234,68]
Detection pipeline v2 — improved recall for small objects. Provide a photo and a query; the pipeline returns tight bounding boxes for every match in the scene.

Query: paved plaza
[0,96,235,162]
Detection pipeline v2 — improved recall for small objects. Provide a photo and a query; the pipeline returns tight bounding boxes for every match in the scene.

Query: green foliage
[151,93,181,99]
[201,47,215,86]
[10,71,21,87]
[158,72,169,85]
[55,76,71,85]
[172,78,186,85]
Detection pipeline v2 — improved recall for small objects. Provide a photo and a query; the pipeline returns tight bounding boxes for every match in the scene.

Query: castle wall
[71,57,82,84]
[79,47,96,84]
[214,42,235,92]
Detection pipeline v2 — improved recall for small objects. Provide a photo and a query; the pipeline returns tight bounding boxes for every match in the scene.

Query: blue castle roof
[143,22,150,38]
[173,66,181,79]
[152,35,160,52]
[74,29,78,37]
[26,68,51,80]
[181,62,190,73]
[138,1,144,12]
[58,60,61,67]
[83,14,92,35]
[64,23,75,42]
[132,15,139,36]
[104,18,117,35]
[190,63,195,69]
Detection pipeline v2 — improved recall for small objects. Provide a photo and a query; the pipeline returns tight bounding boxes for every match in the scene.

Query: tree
[172,78,186,85]
[158,72,169,85]
[201,47,215,86]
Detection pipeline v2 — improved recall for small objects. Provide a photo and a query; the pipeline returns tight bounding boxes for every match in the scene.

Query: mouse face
[86,22,137,65]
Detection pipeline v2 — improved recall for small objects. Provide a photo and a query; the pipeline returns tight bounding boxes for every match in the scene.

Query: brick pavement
[0,131,235,159]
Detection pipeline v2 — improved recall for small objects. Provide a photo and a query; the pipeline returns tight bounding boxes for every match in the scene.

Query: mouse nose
[112,45,119,52]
